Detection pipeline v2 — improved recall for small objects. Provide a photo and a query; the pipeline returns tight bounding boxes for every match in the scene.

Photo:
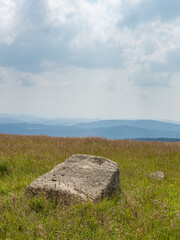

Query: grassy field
[0,134,179,239]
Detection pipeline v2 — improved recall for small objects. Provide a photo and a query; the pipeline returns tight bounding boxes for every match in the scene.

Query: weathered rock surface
[26,154,120,202]
[150,171,164,180]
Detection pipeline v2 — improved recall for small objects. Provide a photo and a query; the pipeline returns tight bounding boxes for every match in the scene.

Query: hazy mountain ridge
[0,114,96,126]
[0,115,180,141]
[75,119,180,132]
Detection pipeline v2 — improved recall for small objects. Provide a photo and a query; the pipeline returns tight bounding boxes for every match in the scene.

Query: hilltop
[0,134,179,239]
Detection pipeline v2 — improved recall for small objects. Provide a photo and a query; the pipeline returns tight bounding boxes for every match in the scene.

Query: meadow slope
[0,134,179,239]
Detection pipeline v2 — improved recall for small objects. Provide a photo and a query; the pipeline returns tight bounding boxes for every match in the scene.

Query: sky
[0,0,180,120]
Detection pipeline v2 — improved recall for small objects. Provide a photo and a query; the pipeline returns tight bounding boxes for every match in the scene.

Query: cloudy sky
[0,0,180,120]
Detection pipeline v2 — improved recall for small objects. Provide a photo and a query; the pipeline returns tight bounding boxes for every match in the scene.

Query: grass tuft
[0,158,11,177]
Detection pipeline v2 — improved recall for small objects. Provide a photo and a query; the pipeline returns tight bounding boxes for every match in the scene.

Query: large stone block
[26,154,120,202]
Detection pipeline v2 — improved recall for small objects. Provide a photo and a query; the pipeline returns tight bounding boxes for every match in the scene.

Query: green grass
[0,134,179,239]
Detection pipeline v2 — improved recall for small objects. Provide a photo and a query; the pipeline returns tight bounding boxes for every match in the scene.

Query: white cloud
[46,0,120,48]
[0,0,18,44]
[1,0,180,74]
[0,0,180,120]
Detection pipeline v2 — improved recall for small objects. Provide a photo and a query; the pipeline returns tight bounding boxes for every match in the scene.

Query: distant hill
[0,116,180,141]
[75,119,180,132]
[134,138,180,142]
[0,114,96,126]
